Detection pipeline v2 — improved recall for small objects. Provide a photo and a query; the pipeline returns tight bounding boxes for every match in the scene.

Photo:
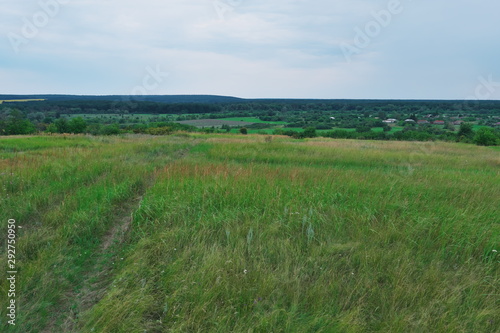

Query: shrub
[457,123,474,141]
[67,117,87,134]
[145,127,173,135]
[100,124,121,135]
[474,127,499,146]
[303,127,317,138]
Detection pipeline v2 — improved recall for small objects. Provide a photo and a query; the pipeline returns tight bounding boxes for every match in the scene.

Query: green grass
[0,134,498,332]
[473,125,492,130]
[0,135,97,153]
[229,128,276,134]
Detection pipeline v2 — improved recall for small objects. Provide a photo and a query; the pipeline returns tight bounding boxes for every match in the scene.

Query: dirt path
[41,192,147,333]
[41,145,194,333]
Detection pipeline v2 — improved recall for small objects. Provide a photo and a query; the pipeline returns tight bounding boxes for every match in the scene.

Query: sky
[1,0,500,99]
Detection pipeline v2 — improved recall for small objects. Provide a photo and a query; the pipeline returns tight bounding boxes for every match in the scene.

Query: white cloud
[1,0,499,98]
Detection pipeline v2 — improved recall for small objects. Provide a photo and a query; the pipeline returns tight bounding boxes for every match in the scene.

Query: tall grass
[0,134,498,332]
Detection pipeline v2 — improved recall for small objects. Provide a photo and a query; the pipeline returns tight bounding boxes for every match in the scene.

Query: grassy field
[0,99,45,104]
[0,134,499,332]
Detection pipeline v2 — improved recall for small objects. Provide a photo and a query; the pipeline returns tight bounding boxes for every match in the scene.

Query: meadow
[0,99,45,104]
[0,134,498,332]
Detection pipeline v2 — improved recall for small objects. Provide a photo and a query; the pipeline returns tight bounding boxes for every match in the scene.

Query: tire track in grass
[53,192,147,333]
[42,145,194,333]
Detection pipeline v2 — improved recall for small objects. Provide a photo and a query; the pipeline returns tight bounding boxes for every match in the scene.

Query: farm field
[0,134,499,332]
[219,117,288,124]
[176,119,257,127]
[0,99,45,104]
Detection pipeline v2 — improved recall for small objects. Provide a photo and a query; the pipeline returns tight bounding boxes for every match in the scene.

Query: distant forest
[1,96,499,145]
[2,96,500,116]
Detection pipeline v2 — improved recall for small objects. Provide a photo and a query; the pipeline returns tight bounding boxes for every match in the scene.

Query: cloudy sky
[1,0,499,99]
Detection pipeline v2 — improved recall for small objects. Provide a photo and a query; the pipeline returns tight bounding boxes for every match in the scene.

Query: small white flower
[243,269,248,274]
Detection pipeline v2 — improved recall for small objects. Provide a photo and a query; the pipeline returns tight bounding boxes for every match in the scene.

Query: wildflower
[243,269,248,274]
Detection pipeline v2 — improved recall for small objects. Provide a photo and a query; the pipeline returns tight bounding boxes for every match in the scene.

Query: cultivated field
[0,99,45,104]
[176,119,257,127]
[0,134,498,332]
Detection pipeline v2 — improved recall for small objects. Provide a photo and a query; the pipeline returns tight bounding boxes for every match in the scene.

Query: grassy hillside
[0,134,499,332]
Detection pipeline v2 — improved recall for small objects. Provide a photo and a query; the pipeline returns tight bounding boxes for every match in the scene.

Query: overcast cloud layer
[1,0,499,99]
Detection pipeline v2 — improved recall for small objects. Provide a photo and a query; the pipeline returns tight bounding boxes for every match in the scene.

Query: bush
[145,127,172,135]
[474,127,499,146]
[457,123,474,142]
[100,124,121,135]
[46,123,58,134]
[68,117,87,134]
[54,118,70,133]
[303,127,317,138]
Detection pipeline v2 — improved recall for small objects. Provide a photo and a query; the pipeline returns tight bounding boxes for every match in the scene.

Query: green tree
[68,117,87,134]
[46,123,58,134]
[5,110,36,135]
[54,118,70,133]
[87,124,102,135]
[356,124,371,133]
[474,127,498,146]
[100,124,121,135]
[457,123,474,141]
[240,127,248,135]
[303,127,317,138]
